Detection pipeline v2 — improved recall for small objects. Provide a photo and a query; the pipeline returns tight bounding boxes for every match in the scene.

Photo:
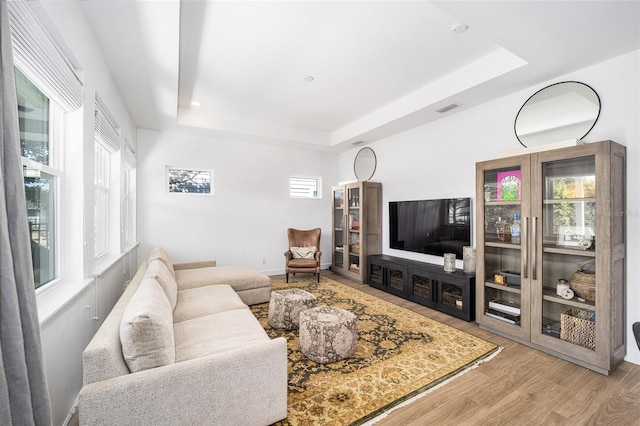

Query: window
[94,142,110,257]
[94,96,120,260]
[122,141,137,250]
[16,68,61,288]
[167,167,213,195]
[289,176,321,199]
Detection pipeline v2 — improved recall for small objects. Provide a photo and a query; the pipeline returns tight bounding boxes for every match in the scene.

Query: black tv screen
[389,198,471,259]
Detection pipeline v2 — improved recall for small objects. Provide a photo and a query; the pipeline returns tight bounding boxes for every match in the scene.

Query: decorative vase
[463,246,476,274]
[443,253,456,273]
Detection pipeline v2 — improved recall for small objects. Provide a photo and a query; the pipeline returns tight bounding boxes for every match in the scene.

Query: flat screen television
[389,198,471,259]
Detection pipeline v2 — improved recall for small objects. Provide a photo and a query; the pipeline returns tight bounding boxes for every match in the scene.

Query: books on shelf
[485,308,521,325]
[489,299,521,316]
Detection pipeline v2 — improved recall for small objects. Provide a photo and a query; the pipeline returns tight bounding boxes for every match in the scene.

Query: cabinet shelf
[543,198,596,204]
[542,289,595,310]
[485,240,521,249]
[484,282,521,294]
[485,200,522,206]
[542,246,596,257]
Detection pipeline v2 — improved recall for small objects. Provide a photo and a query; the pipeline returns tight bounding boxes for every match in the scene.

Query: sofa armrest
[173,260,216,270]
[79,338,287,426]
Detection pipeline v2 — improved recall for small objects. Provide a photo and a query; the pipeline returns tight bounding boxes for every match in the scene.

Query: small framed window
[167,167,213,195]
[290,176,321,199]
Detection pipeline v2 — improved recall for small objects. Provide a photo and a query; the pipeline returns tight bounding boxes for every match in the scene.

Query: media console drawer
[367,254,475,321]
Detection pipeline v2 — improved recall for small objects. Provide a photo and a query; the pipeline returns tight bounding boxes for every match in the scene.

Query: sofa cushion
[120,278,175,373]
[290,246,317,259]
[144,259,178,310]
[287,258,318,268]
[175,265,271,292]
[174,309,269,362]
[173,284,248,323]
[148,247,175,278]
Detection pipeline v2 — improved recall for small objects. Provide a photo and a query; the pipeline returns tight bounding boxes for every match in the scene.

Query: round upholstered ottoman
[299,306,357,364]
[268,289,317,330]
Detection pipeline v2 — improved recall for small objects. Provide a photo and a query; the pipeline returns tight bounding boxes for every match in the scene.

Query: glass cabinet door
[535,155,597,351]
[333,188,345,271]
[346,185,361,276]
[477,158,531,341]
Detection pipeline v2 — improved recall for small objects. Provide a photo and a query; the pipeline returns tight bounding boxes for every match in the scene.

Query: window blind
[124,139,137,169]
[8,0,83,111]
[95,95,120,153]
[290,176,320,198]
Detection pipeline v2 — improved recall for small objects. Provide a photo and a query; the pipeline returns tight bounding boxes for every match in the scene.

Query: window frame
[289,175,322,199]
[17,68,64,290]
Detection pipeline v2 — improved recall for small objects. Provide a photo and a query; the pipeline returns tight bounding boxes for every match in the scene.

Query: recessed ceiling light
[451,23,468,34]
[304,75,314,83]
[190,101,202,107]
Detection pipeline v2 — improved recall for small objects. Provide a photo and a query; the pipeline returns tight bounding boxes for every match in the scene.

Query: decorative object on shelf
[556,279,570,296]
[560,308,596,350]
[578,237,593,250]
[443,253,456,273]
[510,215,521,244]
[560,288,575,300]
[497,170,521,200]
[514,81,601,148]
[570,260,596,302]
[493,274,507,285]
[463,246,476,274]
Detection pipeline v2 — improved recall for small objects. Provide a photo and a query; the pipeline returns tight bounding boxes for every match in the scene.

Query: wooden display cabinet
[476,140,626,375]
[331,182,382,283]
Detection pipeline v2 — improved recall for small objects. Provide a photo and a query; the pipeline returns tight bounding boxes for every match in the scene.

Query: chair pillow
[120,278,175,373]
[148,247,175,278]
[144,259,178,311]
[291,246,317,259]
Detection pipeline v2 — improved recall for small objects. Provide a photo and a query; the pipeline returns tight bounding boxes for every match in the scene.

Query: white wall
[338,50,640,365]
[137,125,338,274]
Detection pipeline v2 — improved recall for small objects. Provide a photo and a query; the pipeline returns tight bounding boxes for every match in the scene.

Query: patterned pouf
[268,289,317,330]
[299,306,357,364]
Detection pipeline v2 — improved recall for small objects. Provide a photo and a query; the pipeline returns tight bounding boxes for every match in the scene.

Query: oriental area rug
[250,276,499,426]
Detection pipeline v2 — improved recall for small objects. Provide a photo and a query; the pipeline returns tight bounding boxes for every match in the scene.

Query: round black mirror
[354,147,376,181]
[514,81,600,148]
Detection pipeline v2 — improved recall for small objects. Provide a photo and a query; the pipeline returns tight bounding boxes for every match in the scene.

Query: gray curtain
[1,1,53,424]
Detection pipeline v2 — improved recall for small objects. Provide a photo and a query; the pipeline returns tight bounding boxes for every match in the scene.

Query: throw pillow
[120,278,175,373]
[291,246,317,259]
[148,247,175,278]
[144,259,178,310]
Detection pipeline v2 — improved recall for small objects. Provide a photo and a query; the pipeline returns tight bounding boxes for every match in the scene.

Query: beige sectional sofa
[79,248,287,425]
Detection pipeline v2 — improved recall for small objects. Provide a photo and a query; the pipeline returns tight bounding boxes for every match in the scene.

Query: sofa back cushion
[148,247,175,278]
[120,278,175,373]
[144,259,178,310]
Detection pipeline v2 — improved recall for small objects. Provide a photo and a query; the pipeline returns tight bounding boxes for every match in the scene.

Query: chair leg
[286,273,289,283]
[317,272,320,283]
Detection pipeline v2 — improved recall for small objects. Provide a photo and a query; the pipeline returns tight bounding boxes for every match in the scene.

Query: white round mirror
[514,81,600,148]
[354,147,376,181]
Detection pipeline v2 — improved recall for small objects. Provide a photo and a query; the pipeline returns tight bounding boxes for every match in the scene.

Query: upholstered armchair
[284,228,322,283]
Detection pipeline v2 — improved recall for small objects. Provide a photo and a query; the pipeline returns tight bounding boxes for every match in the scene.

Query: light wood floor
[308,271,640,426]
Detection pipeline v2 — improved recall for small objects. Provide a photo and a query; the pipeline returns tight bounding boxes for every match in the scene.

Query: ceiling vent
[436,104,459,114]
